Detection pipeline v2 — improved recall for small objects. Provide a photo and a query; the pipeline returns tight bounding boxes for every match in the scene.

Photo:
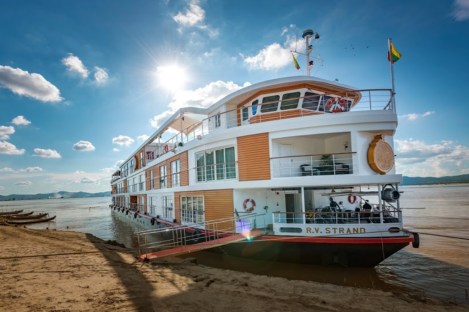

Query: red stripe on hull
[258,235,414,244]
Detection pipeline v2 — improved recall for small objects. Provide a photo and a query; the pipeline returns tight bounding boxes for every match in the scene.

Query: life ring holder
[348,195,357,204]
[243,198,256,212]
[164,144,169,153]
[325,97,347,113]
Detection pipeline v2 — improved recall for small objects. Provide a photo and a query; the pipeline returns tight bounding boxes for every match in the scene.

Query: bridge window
[280,92,300,110]
[260,95,280,113]
[302,92,321,110]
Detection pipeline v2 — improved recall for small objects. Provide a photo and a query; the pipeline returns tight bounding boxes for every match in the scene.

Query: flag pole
[388,38,397,113]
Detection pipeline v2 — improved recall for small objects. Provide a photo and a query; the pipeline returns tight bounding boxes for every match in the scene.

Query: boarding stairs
[136,213,266,261]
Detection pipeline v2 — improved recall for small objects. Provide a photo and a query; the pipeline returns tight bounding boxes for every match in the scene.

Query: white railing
[145,89,393,160]
[270,153,354,178]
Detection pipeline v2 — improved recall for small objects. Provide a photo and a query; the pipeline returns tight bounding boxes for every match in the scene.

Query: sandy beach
[0,226,465,312]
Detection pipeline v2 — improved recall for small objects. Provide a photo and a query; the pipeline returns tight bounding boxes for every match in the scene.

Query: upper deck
[111,76,395,183]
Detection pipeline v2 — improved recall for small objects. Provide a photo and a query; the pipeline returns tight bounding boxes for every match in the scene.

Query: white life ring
[164,144,169,153]
[325,97,347,113]
[348,194,357,204]
[243,198,256,212]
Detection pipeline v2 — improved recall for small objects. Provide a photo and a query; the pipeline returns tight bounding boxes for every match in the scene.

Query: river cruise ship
[110,30,418,267]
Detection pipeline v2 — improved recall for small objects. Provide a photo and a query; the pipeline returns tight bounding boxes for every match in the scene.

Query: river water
[1,184,468,304]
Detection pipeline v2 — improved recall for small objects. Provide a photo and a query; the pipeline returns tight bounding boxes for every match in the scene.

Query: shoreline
[0,226,466,311]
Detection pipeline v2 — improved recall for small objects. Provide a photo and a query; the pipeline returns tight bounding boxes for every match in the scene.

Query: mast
[302,29,320,76]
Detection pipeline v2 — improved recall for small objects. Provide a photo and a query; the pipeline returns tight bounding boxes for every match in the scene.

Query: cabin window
[302,92,321,110]
[215,114,221,128]
[280,92,300,110]
[150,170,154,189]
[260,95,280,113]
[242,107,249,121]
[196,146,236,182]
[160,165,167,188]
[251,100,259,116]
[181,196,204,224]
[171,159,180,187]
[162,195,173,219]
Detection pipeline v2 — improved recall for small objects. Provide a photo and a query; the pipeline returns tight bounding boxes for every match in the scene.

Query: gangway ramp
[135,213,266,261]
[138,229,263,261]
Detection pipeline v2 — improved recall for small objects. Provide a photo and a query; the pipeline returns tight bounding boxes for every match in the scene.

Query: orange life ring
[325,97,347,113]
[164,144,169,153]
[348,195,357,204]
[243,198,256,212]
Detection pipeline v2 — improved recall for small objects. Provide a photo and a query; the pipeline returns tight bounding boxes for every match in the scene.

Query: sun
[156,64,189,93]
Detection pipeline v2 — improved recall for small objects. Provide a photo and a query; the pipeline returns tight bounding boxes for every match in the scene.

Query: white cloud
[73,140,95,152]
[173,0,205,27]
[113,147,120,152]
[150,80,249,129]
[19,167,43,172]
[112,135,134,147]
[243,43,291,70]
[395,139,469,177]
[80,177,95,184]
[62,54,89,78]
[0,167,15,172]
[11,115,31,126]
[137,134,149,142]
[15,181,32,186]
[0,126,15,140]
[33,148,61,158]
[399,111,435,121]
[0,141,25,155]
[0,167,43,173]
[94,66,109,85]
[0,65,62,102]
[452,0,469,21]
[150,110,174,129]
[75,170,85,174]
[114,160,124,168]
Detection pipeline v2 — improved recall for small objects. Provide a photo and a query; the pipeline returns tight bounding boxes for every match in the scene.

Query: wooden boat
[7,215,56,225]
[7,211,34,217]
[0,209,23,216]
[5,213,48,220]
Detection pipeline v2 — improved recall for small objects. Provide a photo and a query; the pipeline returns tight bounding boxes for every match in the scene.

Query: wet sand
[0,226,465,312]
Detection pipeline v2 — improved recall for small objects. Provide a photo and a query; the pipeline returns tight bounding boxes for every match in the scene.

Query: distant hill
[0,191,111,201]
[402,174,469,186]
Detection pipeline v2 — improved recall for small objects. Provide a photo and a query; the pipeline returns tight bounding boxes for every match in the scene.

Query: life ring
[348,195,357,204]
[243,198,256,212]
[164,144,169,153]
[325,97,347,113]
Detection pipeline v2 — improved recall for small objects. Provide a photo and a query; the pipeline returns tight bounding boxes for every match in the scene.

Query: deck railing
[139,89,393,164]
[273,208,401,226]
[135,213,266,256]
[271,153,354,178]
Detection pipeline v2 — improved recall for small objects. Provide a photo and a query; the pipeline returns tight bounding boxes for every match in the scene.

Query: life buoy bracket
[348,194,357,204]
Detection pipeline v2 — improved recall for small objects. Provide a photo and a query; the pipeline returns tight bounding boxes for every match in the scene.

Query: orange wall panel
[237,133,271,181]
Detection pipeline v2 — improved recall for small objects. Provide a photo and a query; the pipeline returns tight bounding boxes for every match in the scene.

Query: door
[286,194,295,223]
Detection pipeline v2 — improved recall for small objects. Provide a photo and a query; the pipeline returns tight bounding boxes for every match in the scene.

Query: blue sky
[1,0,469,195]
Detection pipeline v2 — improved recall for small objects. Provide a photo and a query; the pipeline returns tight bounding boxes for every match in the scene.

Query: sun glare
[156,64,188,92]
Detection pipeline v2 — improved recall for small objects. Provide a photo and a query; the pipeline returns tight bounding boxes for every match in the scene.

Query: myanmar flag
[292,53,300,70]
[388,40,401,64]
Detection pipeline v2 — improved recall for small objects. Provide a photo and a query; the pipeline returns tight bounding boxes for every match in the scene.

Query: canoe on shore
[8,211,34,217]
[5,213,48,220]
[7,215,56,225]
[0,209,24,216]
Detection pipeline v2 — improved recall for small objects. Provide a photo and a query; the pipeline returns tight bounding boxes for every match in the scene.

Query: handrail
[271,152,356,160]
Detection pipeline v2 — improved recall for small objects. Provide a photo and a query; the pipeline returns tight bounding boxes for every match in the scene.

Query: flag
[388,40,401,64]
[292,53,300,70]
